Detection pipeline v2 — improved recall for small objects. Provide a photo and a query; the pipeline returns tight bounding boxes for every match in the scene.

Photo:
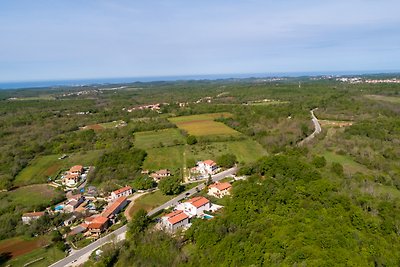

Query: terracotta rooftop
[102,196,128,218]
[88,216,108,229]
[209,182,232,191]
[112,186,132,196]
[23,211,45,217]
[185,196,210,208]
[156,169,170,175]
[165,210,189,225]
[70,165,83,173]
[203,160,216,166]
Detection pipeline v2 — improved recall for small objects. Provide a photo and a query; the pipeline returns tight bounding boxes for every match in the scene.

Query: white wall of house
[111,189,132,200]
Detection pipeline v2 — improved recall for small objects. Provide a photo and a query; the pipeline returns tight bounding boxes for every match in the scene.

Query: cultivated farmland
[168,113,238,136]
[134,128,185,149]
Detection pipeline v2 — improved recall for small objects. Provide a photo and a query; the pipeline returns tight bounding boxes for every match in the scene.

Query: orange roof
[156,169,170,175]
[209,182,232,191]
[203,160,216,166]
[185,196,210,208]
[23,211,45,217]
[165,210,189,225]
[70,165,83,172]
[102,196,127,218]
[88,216,108,229]
[112,186,132,196]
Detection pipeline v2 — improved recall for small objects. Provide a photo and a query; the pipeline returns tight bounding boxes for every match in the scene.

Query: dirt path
[298,108,321,146]
[183,145,188,183]
[124,192,150,221]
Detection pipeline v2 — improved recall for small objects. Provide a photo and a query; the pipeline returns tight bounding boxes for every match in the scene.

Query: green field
[168,113,238,136]
[365,94,400,104]
[14,150,103,186]
[5,245,65,267]
[128,191,174,217]
[99,120,126,129]
[143,146,184,171]
[0,184,63,210]
[322,151,370,174]
[186,139,268,165]
[134,128,185,149]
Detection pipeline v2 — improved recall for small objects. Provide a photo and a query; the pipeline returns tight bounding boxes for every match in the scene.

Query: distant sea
[0,70,398,90]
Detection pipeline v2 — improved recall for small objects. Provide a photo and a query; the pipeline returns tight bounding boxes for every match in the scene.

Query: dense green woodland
[1,77,400,265]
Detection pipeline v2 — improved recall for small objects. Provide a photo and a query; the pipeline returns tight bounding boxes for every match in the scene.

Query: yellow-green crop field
[168,113,238,136]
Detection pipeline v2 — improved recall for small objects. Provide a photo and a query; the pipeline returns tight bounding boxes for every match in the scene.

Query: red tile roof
[165,210,189,225]
[112,186,132,196]
[209,182,232,191]
[102,196,128,218]
[203,160,216,166]
[70,165,83,173]
[88,216,108,229]
[185,196,210,208]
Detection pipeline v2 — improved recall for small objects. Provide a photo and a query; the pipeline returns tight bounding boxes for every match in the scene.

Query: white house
[176,196,211,217]
[161,210,189,232]
[196,160,219,175]
[208,182,232,198]
[22,211,45,224]
[110,186,133,200]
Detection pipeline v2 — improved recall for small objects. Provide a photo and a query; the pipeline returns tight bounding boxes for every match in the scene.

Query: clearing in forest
[365,94,400,104]
[14,150,102,186]
[134,128,185,149]
[168,113,238,136]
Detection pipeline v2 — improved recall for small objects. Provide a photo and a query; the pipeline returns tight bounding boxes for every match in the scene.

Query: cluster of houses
[61,165,89,187]
[160,181,232,232]
[123,103,164,113]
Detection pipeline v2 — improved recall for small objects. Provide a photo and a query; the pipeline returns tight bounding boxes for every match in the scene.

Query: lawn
[134,128,185,149]
[322,151,370,174]
[168,113,238,136]
[128,191,174,217]
[0,184,64,210]
[5,245,64,267]
[365,94,400,104]
[143,146,184,171]
[186,139,268,165]
[14,150,103,187]
[0,235,64,266]
[99,120,126,129]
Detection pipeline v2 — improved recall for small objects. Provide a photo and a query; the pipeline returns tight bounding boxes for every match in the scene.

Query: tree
[127,209,150,241]
[187,135,198,145]
[133,176,156,190]
[158,177,183,195]
[331,162,344,176]
[312,156,327,168]
[217,154,237,168]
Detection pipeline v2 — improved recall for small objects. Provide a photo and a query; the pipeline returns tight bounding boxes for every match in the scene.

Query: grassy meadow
[143,146,184,171]
[128,191,174,217]
[13,150,103,187]
[168,113,238,136]
[134,128,185,149]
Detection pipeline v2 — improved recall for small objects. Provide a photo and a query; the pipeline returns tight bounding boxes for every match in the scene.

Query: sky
[0,0,400,82]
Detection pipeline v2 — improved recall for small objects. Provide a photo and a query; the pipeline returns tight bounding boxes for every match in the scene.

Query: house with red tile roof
[208,182,232,198]
[161,210,190,232]
[101,196,128,219]
[110,186,133,200]
[196,160,219,175]
[176,196,211,217]
[87,216,109,236]
[22,211,45,224]
[62,165,85,186]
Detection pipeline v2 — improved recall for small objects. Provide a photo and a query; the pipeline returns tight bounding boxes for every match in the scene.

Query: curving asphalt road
[50,167,237,267]
[298,108,321,146]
